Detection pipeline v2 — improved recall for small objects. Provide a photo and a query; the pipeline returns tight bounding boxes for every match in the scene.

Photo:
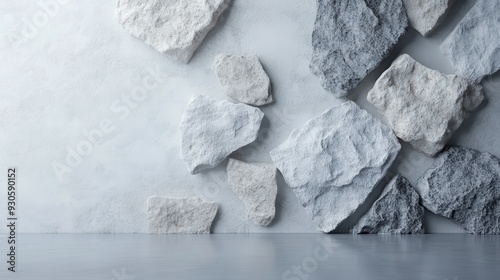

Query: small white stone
[212,54,273,106]
[147,197,218,234]
[226,159,277,226]
[116,0,230,63]
[180,95,264,174]
[270,101,401,232]
[402,0,455,36]
[440,0,500,80]
[367,54,483,156]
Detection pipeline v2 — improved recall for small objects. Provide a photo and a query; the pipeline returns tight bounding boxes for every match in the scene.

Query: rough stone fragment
[180,95,264,174]
[116,0,230,63]
[226,159,277,226]
[367,54,483,156]
[402,0,455,36]
[147,197,218,234]
[440,0,500,80]
[270,101,401,232]
[310,0,408,97]
[351,175,425,234]
[416,146,500,234]
[213,54,273,106]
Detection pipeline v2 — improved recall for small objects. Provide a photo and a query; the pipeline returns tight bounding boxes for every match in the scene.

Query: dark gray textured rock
[416,146,500,234]
[440,0,500,80]
[310,0,408,97]
[352,175,425,234]
[270,101,401,232]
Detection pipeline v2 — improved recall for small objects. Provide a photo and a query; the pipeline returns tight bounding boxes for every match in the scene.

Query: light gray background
[0,0,498,233]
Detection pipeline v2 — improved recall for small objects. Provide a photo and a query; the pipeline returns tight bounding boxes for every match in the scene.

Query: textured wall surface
[0,0,499,233]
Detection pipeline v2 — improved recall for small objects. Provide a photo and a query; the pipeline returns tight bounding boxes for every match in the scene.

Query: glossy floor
[0,234,498,280]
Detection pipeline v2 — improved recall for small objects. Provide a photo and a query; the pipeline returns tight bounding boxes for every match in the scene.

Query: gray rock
[270,101,401,232]
[402,0,455,36]
[440,0,500,80]
[213,54,273,106]
[368,54,483,156]
[310,0,408,97]
[147,197,218,234]
[226,159,277,226]
[416,146,500,234]
[351,175,425,234]
[116,0,230,63]
[180,95,264,174]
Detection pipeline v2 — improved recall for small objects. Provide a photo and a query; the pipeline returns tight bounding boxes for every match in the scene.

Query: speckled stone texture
[213,54,273,106]
[310,0,408,97]
[270,101,401,232]
[116,0,230,63]
[402,0,455,36]
[226,159,277,226]
[180,95,264,174]
[440,0,500,80]
[416,146,500,234]
[147,197,218,234]
[351,175,425,234]
[368,54,483,156]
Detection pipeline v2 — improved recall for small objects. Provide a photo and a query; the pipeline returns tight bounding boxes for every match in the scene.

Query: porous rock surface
[213,54,273,106]
[368,54,483,156]
[440,0,500,80]
[310,0,408,97]
[402,0,455,36]
[351,175,425,234]
[147,197,218,234]
[226,159,277,226]
[416,146,500,234]
[180,95,264,174]
[116,0,230,63]
[270,101,401,232]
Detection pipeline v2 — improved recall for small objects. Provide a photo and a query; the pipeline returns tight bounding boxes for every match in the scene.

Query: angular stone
[367,54,483,156]
[416,146,500,234]
[226,159,277,226]
[270,101,401,232]
[213,54,273,106]
[310,0,408,97]
[180,95,264,174]
[147,197,218,234]
[116,0,230,63]
[402,0,455,36]
[351,175,425,234]
[440,0,500,80]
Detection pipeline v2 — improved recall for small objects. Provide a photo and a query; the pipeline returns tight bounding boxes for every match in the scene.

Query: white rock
[367,54,483,156]
[402,0,455,36]
[116,0,230,63]
[226,159,277,226]
[440,0,500,80]
[180,95,264,174]
[147,197,218,234]
[270,101,401,232]
[212,54,273,106]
